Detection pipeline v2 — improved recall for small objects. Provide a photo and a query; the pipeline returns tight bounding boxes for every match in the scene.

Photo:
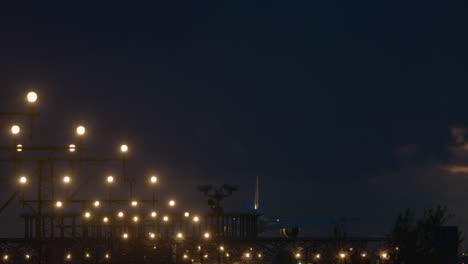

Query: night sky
[1,0,468,245]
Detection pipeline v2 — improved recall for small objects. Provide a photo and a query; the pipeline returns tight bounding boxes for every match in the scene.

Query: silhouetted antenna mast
[197,184,238,215]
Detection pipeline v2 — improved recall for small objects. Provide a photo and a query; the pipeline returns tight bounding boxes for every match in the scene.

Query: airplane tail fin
[254,176,259,211]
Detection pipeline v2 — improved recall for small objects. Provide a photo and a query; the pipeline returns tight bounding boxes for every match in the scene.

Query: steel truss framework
[0,93,389,264]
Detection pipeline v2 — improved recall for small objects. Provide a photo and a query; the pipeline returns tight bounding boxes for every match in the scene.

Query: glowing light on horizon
[63,176,71,184]
[120,144,128,153]
[76,126,86,136]
[19,176,27,184]
[107,175,114,183]
[27,91,38,103]
[150,175,158,184]
[69,144,76,152]
[11,125,20,135]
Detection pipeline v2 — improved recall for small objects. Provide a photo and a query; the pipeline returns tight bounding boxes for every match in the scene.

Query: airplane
[197,177,358,239]
[251,176,358,239]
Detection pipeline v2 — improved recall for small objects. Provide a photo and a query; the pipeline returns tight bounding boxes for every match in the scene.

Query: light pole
[75,125,86,165]
[18,176,28,206]
[106,175,114,206]
[119,144,130,196]
[217,245,225,264]
[174,232,184,264]
[380,251,389,264]
[10,124,21,172]
[339,252,347,264]
[26,91,38,139]
[149,175,158,207]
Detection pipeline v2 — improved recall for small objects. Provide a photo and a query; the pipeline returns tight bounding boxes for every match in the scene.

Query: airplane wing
[261,217,359,232]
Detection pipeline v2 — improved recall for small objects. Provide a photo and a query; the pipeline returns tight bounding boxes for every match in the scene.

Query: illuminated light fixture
[131,200,138,207]
[183,254,188,259]
[3,254,8,261]
[85,253,91,258]
[184,212,190,217]
[93,200,100,207]
[150,175,158,184]
[103,217,109,223]
[226,253,230,257]
[117,211,124,218]
[361,253,367,258]
[295,253,301,259]
[380,252,389,260]
[163,216,169,222]
[84,212,91,218]
[193,216,199,223]
[204,254,208,259]
[63,176,71,184]
[258,253,262,258]
[68,144,76,152]
[65,253,72,260]
[149,232,156,239]
[219,246,224,251]
[105,253,110,259]
[19,176,28,185]
[106,175,114,183]
[203,232,210,239]
[168,200,175,207]
[16,144,23,152]
[11,125,20,135]
[150,211,157,218]
[339,252,347,259]
[55,201,63,208]
[122,233,129,239]
[176,232,184,239]
[25,254,31,260]
[244,253,251,258]
[315,253,321,259]
[133,216,139,222]
[120,144,128,153]
[76,125,86,136]
[26,91,38,103]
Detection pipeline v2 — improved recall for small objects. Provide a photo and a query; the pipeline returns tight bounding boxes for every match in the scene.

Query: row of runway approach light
[9,91,128,153]
[80,210,201,225]
[11,124,128,154]
[0,246,392,263]
[16,166,203,224]
[16,174,194,217]
[10,92,203,224]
